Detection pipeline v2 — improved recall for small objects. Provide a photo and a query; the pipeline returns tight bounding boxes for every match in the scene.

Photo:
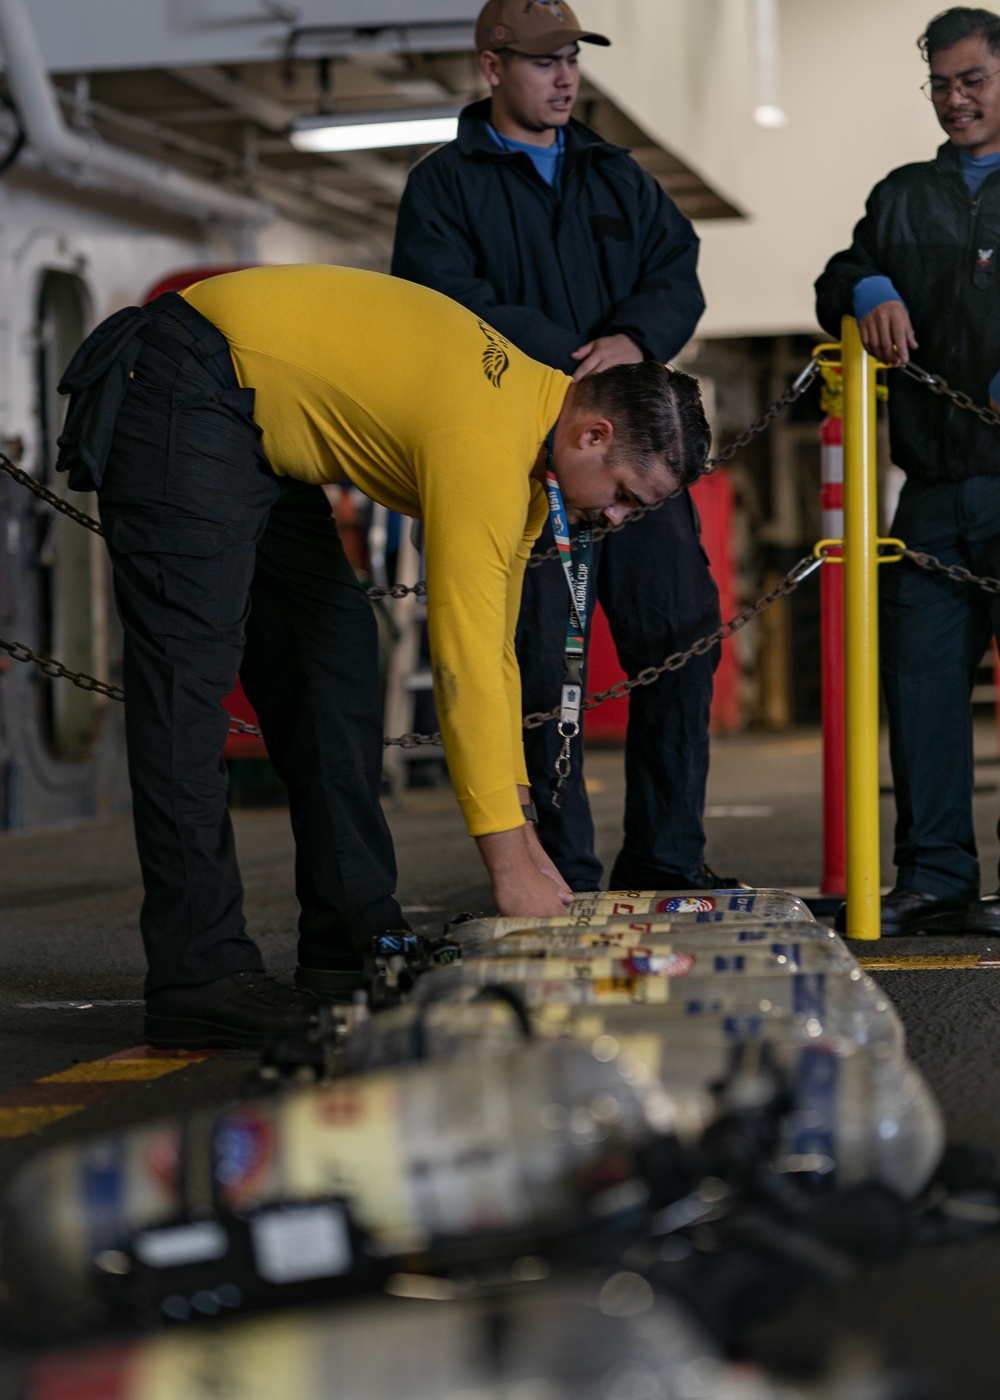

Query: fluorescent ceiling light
[754,0,789,130]
[289,106,459,153]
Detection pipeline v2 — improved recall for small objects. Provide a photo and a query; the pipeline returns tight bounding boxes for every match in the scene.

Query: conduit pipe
[0,0,271,233]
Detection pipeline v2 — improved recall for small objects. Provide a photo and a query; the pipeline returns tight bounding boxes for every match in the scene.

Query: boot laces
[232,970,312,1009]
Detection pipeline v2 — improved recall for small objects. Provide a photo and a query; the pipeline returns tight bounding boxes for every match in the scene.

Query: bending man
[57,264,709,1046]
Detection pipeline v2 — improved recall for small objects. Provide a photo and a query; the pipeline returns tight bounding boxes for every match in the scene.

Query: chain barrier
[366,581,426,601]
[0,634,124,699]
[0,456,104,535]
[0,357,825,586]
[885,365,1000,594]
[900,363,1000,432]
[524,553,825,728]
[0,555,827,748]
[0,456,432,601]
[7,353,1000,747]
[903,550,1000,596]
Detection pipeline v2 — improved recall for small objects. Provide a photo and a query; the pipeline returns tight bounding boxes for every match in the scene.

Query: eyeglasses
[922,67,1000,101]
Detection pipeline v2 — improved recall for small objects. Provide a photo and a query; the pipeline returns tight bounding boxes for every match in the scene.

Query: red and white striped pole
[820,410,846,895]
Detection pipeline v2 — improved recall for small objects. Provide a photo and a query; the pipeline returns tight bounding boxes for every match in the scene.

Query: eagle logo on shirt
[977,247,995,270]
[478,320,510,388]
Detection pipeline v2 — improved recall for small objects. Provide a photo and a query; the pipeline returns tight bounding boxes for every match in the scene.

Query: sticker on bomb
[214,1111,275,1205]
[655,896,716,914]
[621,951,696,978]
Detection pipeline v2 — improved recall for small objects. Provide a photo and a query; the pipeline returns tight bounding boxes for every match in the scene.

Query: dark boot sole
[144,1013,307,1050]
[295,966,364,999]
[957,910,1000,936]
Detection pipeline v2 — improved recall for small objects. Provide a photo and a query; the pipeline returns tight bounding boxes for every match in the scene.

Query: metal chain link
[0,634,124,698]
[526,358,823,568]
[890,364,1000,595]
[0,355,829,746]
[523,553,825,728]
[903,550,1000,596]
[366,580,426,601]
[0,455,430,600]
[900,362,1000,432]
[0,354,826,584]
[1,555,826,746]
[0,456,104,535]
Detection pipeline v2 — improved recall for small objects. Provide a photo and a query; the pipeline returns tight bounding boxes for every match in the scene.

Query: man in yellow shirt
[57,265,709,1047]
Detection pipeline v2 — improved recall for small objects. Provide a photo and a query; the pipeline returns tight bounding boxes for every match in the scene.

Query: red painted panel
[585,470,741,744]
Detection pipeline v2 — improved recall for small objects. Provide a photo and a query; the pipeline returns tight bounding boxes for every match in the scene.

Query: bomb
[340,979,937,1199]
[0,1041,711,1334]
[569,889,817,921]
[445,916,833,954]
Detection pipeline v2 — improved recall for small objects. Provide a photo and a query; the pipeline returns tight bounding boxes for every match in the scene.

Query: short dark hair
[919,7,1000,61]
[574,362,711,489]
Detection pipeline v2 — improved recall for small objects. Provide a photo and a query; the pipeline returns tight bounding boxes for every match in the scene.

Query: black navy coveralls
[56,294,404,993]
[393,101,719,890]
[817,142,1000,898]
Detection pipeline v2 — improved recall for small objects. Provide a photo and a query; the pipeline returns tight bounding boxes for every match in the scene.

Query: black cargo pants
[96,297,404,994]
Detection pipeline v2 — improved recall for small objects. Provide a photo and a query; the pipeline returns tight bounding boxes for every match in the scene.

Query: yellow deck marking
[0,1045,219,1140]
[0,1105,85,1136]
[858,954,1000,970]
[40,1059,208,1083]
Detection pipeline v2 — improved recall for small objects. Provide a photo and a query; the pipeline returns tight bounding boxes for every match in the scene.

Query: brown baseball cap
[475,0,610,55]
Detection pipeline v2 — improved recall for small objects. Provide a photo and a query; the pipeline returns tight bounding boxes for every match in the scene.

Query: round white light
[754,104,790,129]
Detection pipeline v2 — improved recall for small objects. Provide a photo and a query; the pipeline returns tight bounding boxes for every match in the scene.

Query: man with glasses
[394,0,730,896]
[816,7,1000,935]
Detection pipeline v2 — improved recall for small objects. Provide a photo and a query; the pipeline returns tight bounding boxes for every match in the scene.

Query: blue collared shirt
[486,123,566,192]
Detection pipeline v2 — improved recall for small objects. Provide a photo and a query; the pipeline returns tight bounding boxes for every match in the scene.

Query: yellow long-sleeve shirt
[182,264,570,837]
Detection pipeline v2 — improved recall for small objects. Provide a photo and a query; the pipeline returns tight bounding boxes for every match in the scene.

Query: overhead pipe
[0,0,271,232]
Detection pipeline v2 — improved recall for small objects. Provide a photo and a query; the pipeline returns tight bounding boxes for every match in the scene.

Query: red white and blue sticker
[622,951,697,978]
[214,1112,273,1202]
[656,896,716,914]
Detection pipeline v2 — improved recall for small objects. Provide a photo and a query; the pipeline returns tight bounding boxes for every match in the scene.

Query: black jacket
[815,142,1000,482]
[391,99,705,374]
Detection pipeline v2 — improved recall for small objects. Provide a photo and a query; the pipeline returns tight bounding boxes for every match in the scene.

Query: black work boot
[835,887,976,938]
[962,892,1000,935]
[295,945,366,1000]
[608,856,748,892]
[145,971,319,1049]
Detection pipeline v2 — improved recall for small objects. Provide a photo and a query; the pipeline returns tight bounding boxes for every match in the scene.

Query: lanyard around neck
[543,430,593,805]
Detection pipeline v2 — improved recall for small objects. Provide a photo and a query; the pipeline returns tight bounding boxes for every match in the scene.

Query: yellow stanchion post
[841,316,881,939]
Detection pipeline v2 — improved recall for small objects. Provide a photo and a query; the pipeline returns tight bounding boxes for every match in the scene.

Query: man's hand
[859,300,918,366]
[570,332,644,381]
[523,819,574,899]
[476,825,573,917]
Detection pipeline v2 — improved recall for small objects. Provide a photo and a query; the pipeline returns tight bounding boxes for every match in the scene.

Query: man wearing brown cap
[393,0,730,894]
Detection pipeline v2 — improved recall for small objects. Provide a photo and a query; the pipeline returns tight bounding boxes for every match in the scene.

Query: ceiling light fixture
[289,106,460,153]
[753,0,789,130]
